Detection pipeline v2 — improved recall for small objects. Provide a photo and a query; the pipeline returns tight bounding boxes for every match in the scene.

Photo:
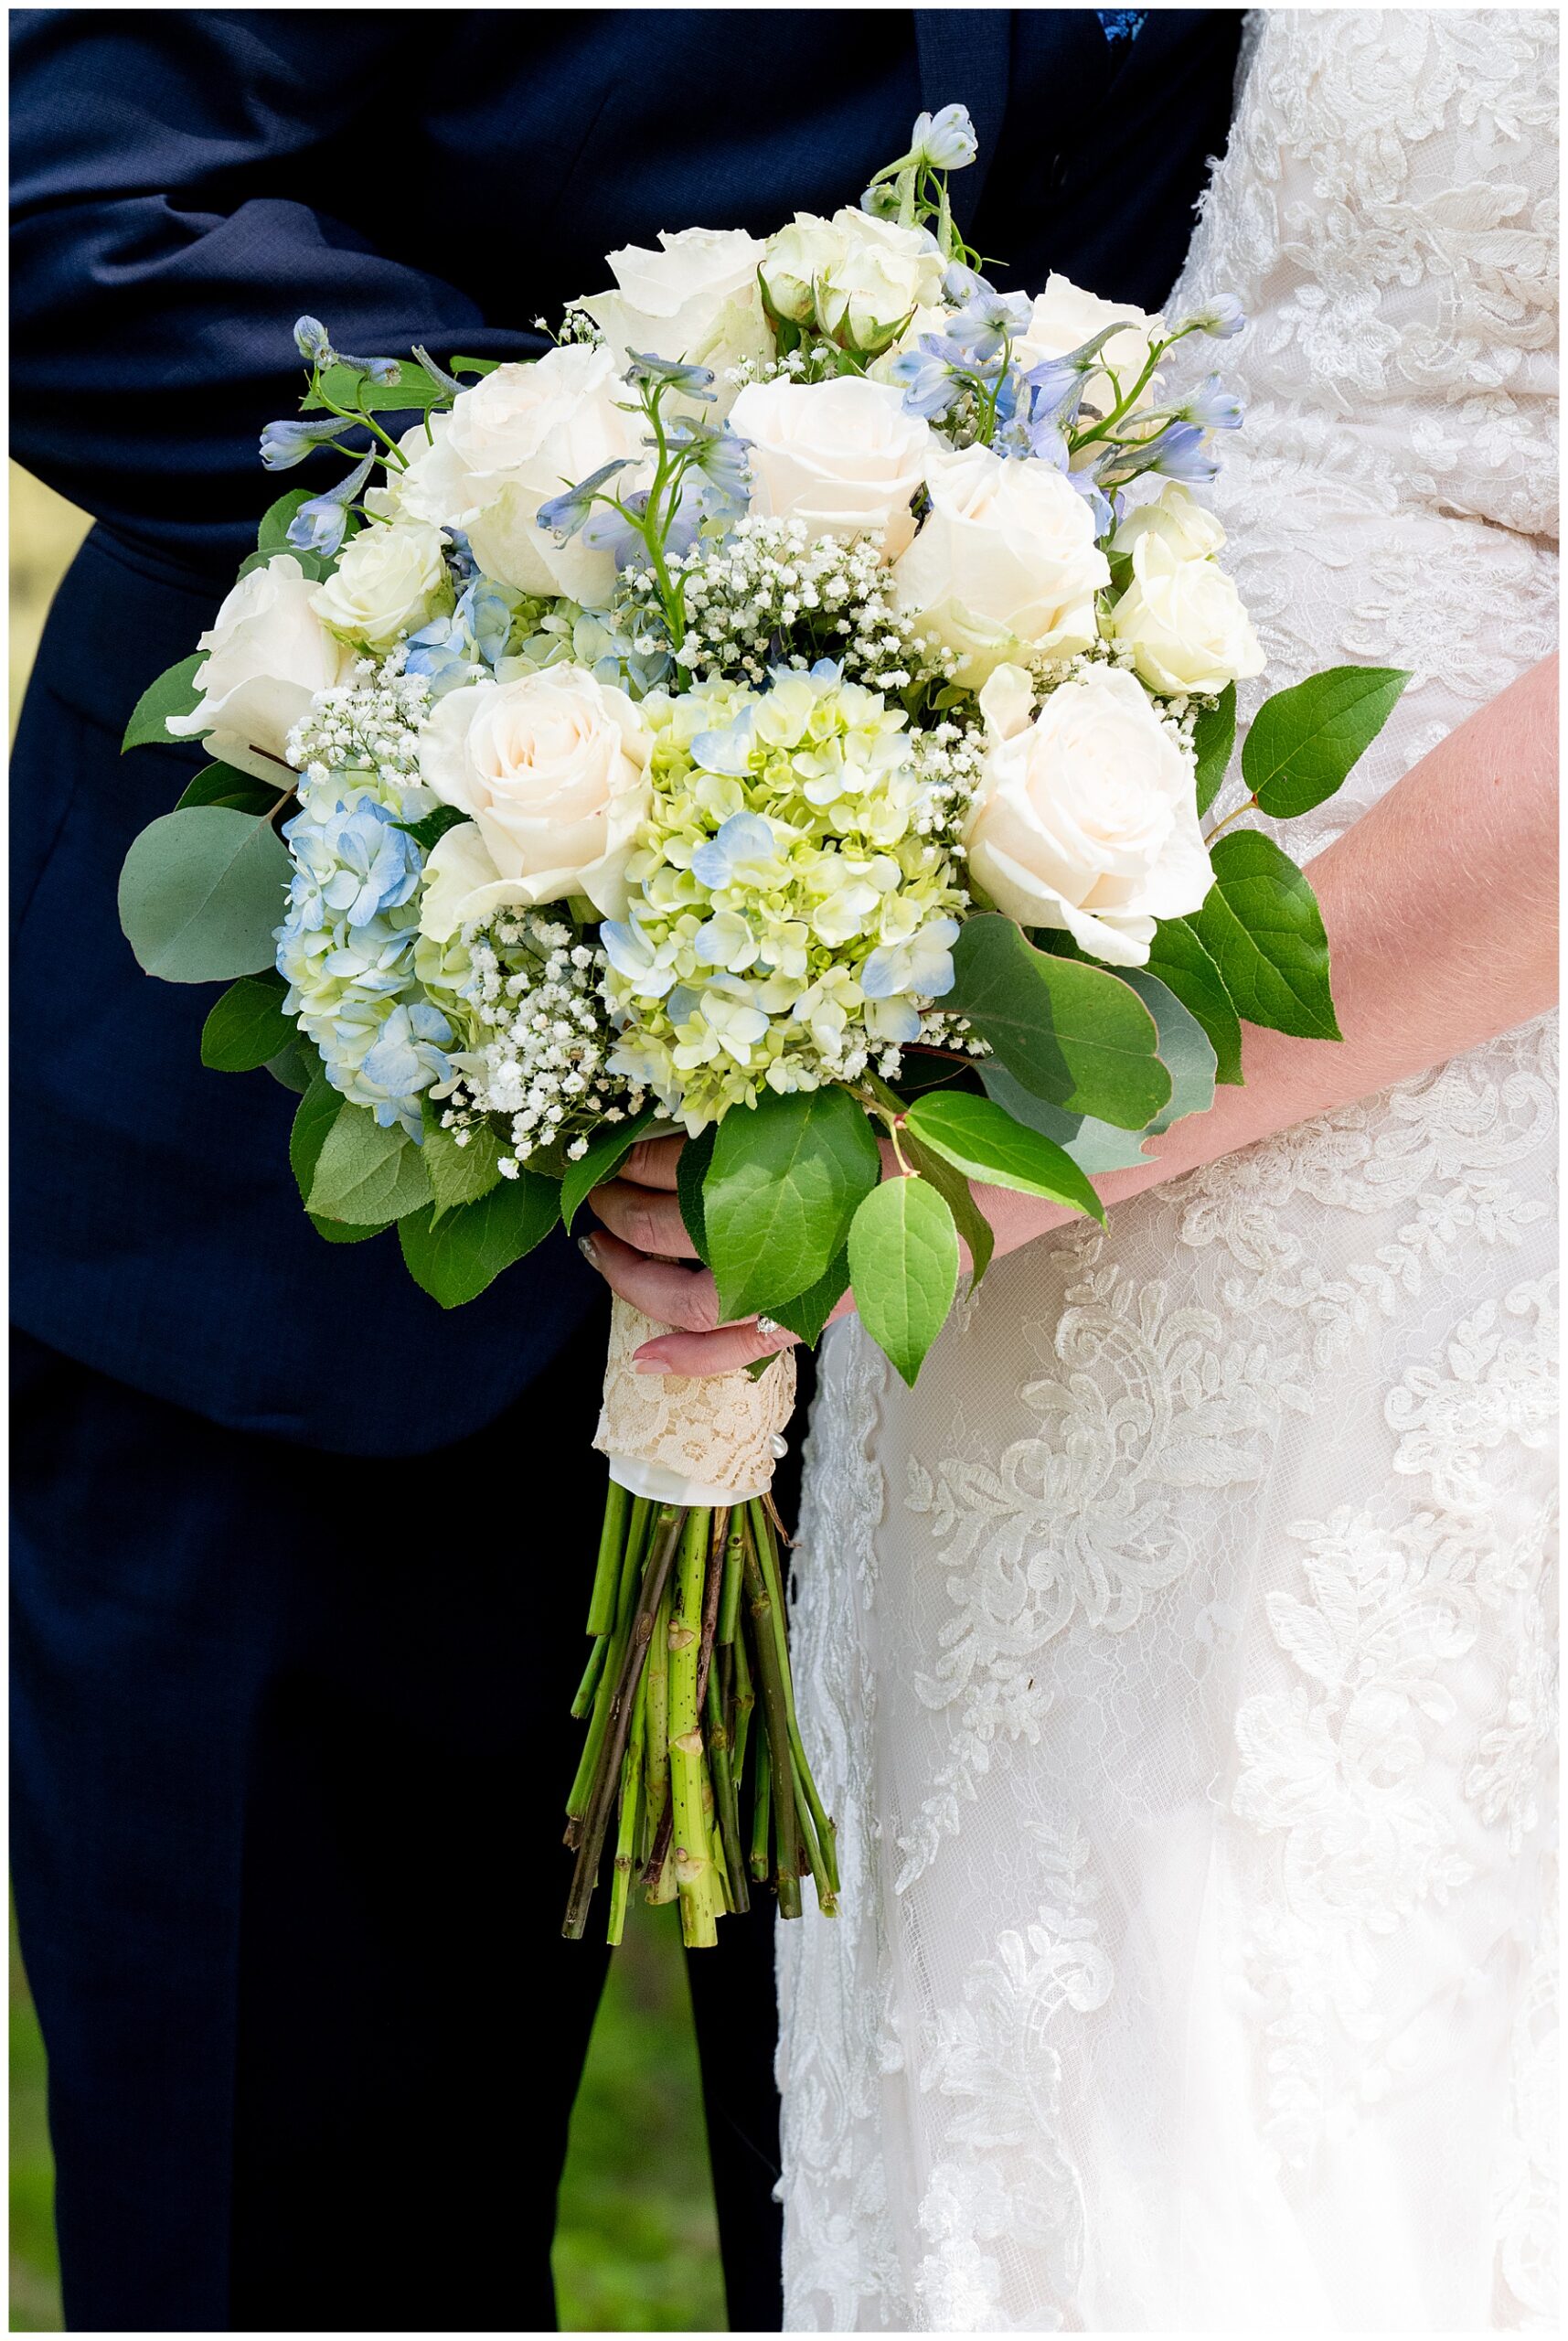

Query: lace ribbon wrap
[592,1293,796,1506]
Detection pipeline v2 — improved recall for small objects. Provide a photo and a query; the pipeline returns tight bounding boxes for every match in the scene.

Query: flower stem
[587,1477,631,1636]
[741,1509,802,1919]
[607,1669,646,1947]
[669,1509,719,1948]
[704,1657,751,1913]
[749,1735,773,1883]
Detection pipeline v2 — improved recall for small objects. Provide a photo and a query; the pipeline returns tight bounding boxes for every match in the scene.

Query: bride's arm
[587,654,1559,1374]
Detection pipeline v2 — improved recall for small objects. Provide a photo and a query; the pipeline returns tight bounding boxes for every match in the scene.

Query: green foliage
[451,356,500,379]
[847,1174,958,1387]
[1192,681,1236,818]
[304,359,450,414]
[257,488,313,551]
[120,652,205,752]
[176,763,283,817]
[118,807,292,983]
[560,1106,659,1234]
[1116,968,1218,1132]
[1143,915,1243,1085]
[1196,831,1342,1042]
[199,971,295,1073]
[421,1105,503,1216]
[399,1173,560,1307]
[899,1130,995,1289]
[948,914,1171,1130]
[976,1060,1151,1171]
[770,1248,850,1346]
[705,1088,881,1322]
[235,544,325,584]
[265,1037,317,1094]
[393,805,474,854]
[905,1093,1104,1223]
[1243,665,1410,818]
[306,1105,433,1224]
[675,1128,715,1264]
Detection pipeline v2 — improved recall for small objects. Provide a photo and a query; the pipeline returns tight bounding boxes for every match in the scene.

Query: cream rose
[398,345,644,604]
[1016,273,1164,445]
[165,554,351,783]
[964,661,1212,965]
[761,208,944,348]
[417,666,652,938]
[1111,482,1227,565]
[1106,532,1265,697]
[891,441,1109,685]
[309,519,451,652]
[727,376,929,558]
[578,227,771,416]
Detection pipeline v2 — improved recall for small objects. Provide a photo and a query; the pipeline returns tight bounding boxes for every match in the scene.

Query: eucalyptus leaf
[399,1172,560,1308]
[1116,968,1217,1133]
[176,763,283,818]
[1192,681,1236,818]
[121,653,205,753]
[1242,664,1410,818]
[705,1087,882,1322]
[200,971,295,1073]
[1143,916,1243,1085]
[559,1105,659,1234]
[770,1249,850,1347]
[307,1108,433,1224]
[1195,830,1341,1042]
[846,1175,959,1388]
[905,1093,1105,1224]
[118,807,292,983]
[977,1062,1152,1173]
[947,914,1170,1130]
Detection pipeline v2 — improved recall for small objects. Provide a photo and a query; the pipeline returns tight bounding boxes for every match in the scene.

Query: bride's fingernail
[578,1234,599,1268]
[633,1343,669,1374]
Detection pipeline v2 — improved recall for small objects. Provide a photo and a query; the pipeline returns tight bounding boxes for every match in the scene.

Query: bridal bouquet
[118,105,1405,1948]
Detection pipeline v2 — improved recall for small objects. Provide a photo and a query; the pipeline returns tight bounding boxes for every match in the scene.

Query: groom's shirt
[10,8,1243,1453]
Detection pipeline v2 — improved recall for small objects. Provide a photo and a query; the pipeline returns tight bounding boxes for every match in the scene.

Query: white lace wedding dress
[777,10,1558,2329]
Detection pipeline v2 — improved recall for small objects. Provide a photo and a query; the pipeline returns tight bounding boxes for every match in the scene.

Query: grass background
[7,463,728,2332]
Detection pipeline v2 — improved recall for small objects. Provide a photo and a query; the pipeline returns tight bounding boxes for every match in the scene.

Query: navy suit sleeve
[9,10,541,565]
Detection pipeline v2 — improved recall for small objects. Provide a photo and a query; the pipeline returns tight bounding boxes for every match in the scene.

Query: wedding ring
[756,1315,781,1337]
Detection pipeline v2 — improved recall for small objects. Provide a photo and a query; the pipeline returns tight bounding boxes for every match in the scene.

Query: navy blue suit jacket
[10,8,1242,1454]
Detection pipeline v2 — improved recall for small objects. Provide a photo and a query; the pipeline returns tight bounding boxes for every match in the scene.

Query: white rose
[1016,273,1163,449]
[578,227,771,416]
[1106,533,1265,697]
[417,665,652,937]
[1111,481,1226,565]
[761,208,944,348]
[964,661,1212,965]
[891,440,1109,685]
[727,376,929,558]
[308,520,451,652]
[165,554,351,784]
[398,345,643,604]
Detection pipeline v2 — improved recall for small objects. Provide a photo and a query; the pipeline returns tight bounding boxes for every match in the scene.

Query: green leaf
[846,1176,959,1388]
[770,1249,850,1347]
[121,652,205,752]
[306,1108,433,1224]
[905,1093,1105,1224]
[451,355,500,379]
[308,1213,389,1246]
[1195,831,1341,1042]
[900,1131,996,1290]
[1116,968,1217,1134]
[421,1106,503,1216]
[265,1036,317,1094]
[1143,916,1243,1085]
[257,489,313,552]
[976,1061,1152,1173]
[1192,682,1236,818]
[199,971,294,1072]
[392,805,473,854]
[705,1087,882,1322]
[235,544,325,585]
[304,359,449,415]
[947,914,1170,1130]
[176,763,283,817]
[1243,665,1410,818]
[398,1173,560,1308]
[290,1073,343,1203]
[559,1106,660,1234]
[118,807,292,983]
[676,1127,716,1266]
